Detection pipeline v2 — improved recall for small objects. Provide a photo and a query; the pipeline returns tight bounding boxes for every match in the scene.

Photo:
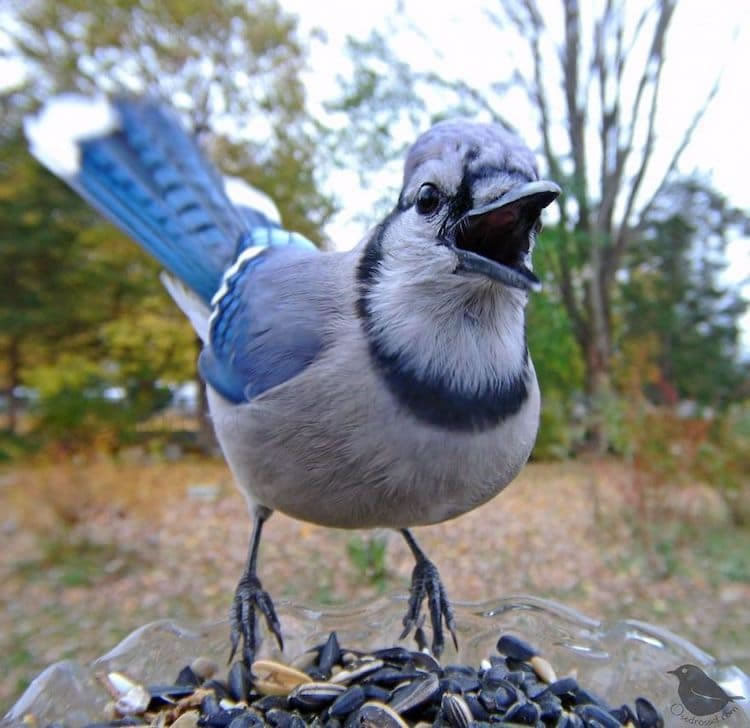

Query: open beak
[453,180,560,291]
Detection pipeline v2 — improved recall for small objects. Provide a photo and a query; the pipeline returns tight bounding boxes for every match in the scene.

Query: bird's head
[668,664,705,681]
[368,120,560,304]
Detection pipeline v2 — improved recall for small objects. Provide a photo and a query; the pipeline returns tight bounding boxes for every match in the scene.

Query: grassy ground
[1,456,749,712]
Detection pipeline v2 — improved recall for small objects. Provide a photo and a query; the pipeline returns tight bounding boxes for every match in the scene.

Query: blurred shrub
[533,391,580,460]
[698,402,750,502]
[22,353,173,452]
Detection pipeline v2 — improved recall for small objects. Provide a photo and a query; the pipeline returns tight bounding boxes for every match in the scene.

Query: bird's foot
[229,572,283,666]
[399,555,457,658]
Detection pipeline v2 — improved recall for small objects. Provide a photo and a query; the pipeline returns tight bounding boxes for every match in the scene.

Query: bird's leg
[399,528,458,657]
[229,506,283,666]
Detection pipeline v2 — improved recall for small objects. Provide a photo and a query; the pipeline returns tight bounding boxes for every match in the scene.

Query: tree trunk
[583,331,612,454]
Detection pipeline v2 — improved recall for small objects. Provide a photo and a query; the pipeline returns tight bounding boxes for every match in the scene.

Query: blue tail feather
[53,98,284,304]
[26,94,323,404]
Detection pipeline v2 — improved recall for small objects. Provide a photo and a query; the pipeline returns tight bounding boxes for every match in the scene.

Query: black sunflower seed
[318,631,341,676]
[252,695,289,712]
[371,646,413,664]
[226,713,264,728]
[200,707,245,728]
[465,692,490,721]
[388,672,440,714]
[175,665,201,687]
[548,676,579,696]
[441,692,473,728]
[574,686,611,710]
[329,684,367,718]
[496,634,538,662]
[577,703,624,728]
[635,697,664,728]
[228,662,252,703]
[504,699,540,724]
[482,665,510,690]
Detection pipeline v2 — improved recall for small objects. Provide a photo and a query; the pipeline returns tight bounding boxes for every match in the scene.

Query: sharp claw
[229,574,282,667]
[400,554,456,657]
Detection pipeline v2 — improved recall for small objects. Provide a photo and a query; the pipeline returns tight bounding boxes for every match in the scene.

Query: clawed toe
[400,553,458,657]
[229,572,284,666]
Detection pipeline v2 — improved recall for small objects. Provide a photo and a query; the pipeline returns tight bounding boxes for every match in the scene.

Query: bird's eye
[416,183,441,215]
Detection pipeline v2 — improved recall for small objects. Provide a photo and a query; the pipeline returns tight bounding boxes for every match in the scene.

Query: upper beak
[454,179,561,292]
[467,180,561,219]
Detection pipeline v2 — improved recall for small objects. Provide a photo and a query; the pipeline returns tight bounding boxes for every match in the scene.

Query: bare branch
[420,72,519,133]
[596,0,674,287]
[634,76,720,232]
[618,1,673,190]
[606,61,720,283]
[515,0,561,183]
[561,0,590,231]
[623,1,658,60]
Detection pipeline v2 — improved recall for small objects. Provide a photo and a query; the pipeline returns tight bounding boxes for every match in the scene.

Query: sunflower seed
[496,634,538,661]
[318,631,342,676]
[288,681,347,710]
[86,632,664,728]
[328,684,367,718]
[330,658,384,684]
[251,660,312,696]
[441,692,473,728]
[577,703,624,728]
[504,699,540,724]
[228,662,252,703]
[635,697,663,728]
[388,672,439,714]
[355,701,409,728]
[530,655,558,683]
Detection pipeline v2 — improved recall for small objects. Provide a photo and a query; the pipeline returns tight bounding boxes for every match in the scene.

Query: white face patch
[24,95,120,178]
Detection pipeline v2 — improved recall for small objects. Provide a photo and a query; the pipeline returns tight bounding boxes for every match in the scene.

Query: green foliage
[346,533,389,592]
[1,0,336,451]
[11,0,336,242]
[533,392,579,460]
[698,526,750,585]
[527,230,586,458]
[0,125,197,448]
[13,535,136,588]
[325,6,748,461]
[622,179,748,407]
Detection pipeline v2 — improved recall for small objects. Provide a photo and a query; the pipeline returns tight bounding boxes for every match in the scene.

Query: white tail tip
[24,94,120,178]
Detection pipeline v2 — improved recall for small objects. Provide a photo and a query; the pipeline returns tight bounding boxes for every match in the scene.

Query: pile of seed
[49,633,665,728]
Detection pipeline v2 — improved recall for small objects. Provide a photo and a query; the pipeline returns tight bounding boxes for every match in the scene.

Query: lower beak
[454,180,560,291]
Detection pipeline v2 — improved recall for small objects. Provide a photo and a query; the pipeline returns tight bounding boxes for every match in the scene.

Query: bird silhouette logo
[668,664,745,717]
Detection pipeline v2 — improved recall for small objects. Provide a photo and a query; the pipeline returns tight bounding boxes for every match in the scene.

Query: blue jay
[25,96,560,663]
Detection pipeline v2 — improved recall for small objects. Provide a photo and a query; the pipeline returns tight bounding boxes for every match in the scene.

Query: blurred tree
[621,178,749,407]
[329,1,729,447]
[0,109,195,443]
[526,228,585,458]
[0,123,90,435]
[9,0,335,242]
[3,0,336,448]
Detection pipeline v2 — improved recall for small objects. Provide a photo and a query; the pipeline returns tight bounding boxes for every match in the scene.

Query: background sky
[284,0,750,343]
[2,0,747,335]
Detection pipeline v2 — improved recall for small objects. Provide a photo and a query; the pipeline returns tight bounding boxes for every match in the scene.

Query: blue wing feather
[200,244,322,403]
[28,95,321,404]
